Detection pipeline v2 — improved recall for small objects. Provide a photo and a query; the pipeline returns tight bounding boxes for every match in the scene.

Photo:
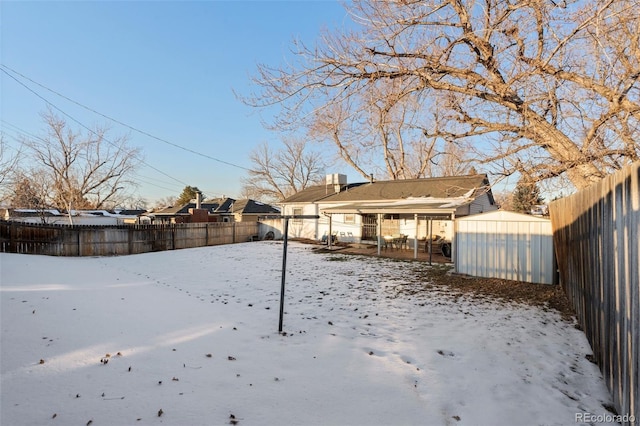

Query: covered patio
[320,198,467,262]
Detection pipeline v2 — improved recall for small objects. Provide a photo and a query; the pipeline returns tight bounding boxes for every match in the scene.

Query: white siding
[282,204,320,239]
[468,193,498,215]
[317,207,362,242]
[455,211,556,285]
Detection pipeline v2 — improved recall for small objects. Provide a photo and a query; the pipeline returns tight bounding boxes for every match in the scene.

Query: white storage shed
[454,210,557,285]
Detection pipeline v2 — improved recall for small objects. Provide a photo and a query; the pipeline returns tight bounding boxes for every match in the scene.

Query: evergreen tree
[176,186,204,206]
[512,181,544,214]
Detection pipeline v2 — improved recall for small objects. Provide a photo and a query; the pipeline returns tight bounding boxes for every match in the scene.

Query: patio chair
[424,235,451,257]
[321,232,338,244]
[398,234,408,250]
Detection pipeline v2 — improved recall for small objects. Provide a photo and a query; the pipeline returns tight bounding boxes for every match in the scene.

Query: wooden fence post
[9,221,16,253]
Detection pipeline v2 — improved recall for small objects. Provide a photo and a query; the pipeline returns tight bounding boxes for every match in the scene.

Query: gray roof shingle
[281,175,493,204]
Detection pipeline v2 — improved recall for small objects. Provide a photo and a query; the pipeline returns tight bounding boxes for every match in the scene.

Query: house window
[292,208,303,223]
[344,213,355,223]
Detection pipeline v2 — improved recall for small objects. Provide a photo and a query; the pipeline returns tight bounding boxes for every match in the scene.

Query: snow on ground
[1,241,616,426]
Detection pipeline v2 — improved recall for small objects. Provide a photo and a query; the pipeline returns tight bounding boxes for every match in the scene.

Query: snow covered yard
[1,241,616,426]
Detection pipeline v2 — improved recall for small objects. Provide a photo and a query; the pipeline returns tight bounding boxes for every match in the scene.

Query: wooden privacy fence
[550,162,639,425]
[0,221,260,256]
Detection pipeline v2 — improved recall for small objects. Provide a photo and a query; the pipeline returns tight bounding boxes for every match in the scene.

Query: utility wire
[133,174,182,193]
[0,71,191,188]
[3,119,230,197]
[0,64,251,171]
[5,119,217,196]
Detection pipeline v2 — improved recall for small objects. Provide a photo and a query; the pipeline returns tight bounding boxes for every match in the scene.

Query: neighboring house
[530,204,549,216]
[147,198,230,224]
[2,208,63,223]
[147,197,279,224]
[220,199,280,223]
[279,173,497,253]
[1,208,146,225]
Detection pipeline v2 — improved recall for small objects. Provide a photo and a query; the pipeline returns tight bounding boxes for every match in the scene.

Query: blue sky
[1,1,354,205]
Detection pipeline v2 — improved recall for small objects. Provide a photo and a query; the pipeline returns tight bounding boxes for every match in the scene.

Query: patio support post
[428,218,433,266]
[328,214,333,249]
[377,213,382,256]
[413,213,418,259]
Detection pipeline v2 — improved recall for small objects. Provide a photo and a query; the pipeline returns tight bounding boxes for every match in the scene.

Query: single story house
[221,199,281,223]
[279,173,497,258]
[147,196,279,224]
[1,208,146,225]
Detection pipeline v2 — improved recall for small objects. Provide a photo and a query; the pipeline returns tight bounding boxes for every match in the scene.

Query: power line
[3,119,233,198]
[0,64,251,171]
[0,77,190,188]
[3,119,234,197]
[132,172,186,189]
[133,174,183,193]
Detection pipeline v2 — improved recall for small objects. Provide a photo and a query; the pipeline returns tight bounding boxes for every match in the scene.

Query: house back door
[361,214,377,241]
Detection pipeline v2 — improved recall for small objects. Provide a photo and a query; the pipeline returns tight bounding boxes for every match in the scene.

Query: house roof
[5,208,146,218]
[116,209,147,216]
[280,182,368,203]
[149,200,225,216]
[214,198,235,212]
[3,208,62,217]
[148,198,279,216]
[282,174,494,205]
[228,199,280,215]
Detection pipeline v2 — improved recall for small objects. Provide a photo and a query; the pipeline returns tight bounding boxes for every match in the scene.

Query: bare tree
[306,77,448,179]
[23,112,141,218]
[153,195,177,210]
[492,190,514,211]
[432,140,476,177]
[241,138,327,202]
[0,135,21,190]
[246,0,640,190]
[9,174,45,209]
[9,170,56,223]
